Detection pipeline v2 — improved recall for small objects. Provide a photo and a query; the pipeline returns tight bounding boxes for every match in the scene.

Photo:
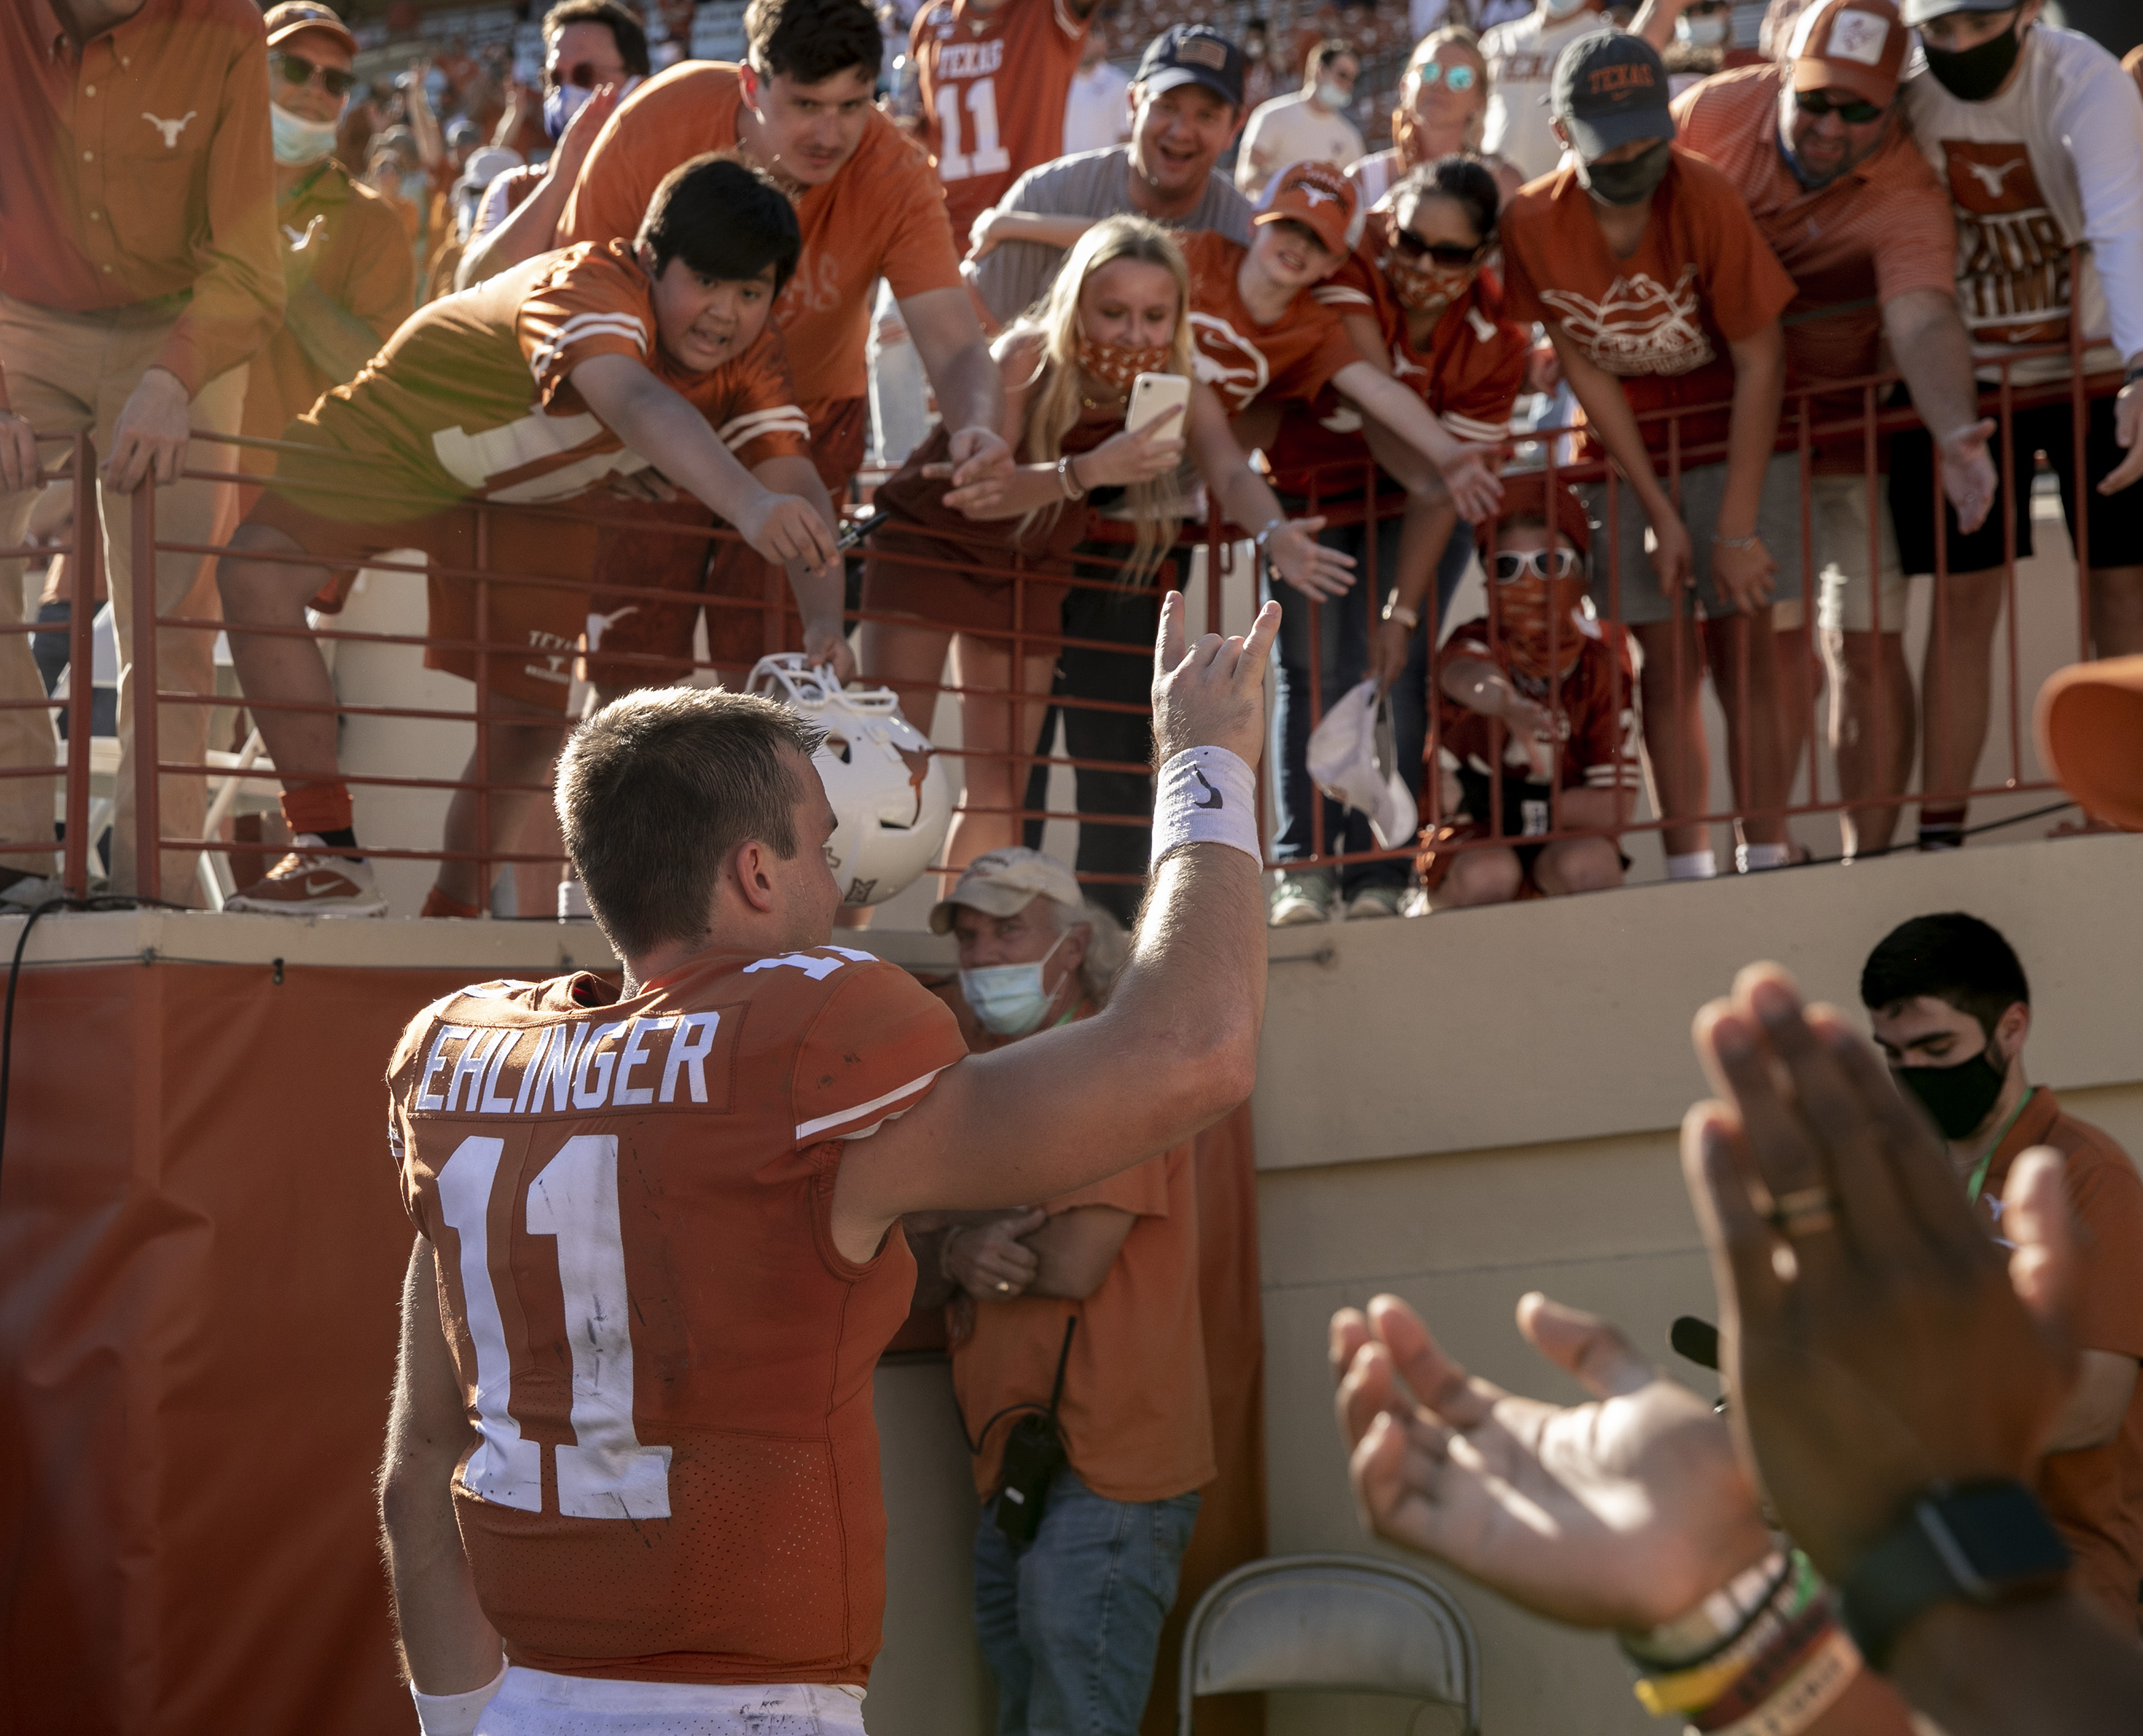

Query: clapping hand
[1332,1292,1774,1629]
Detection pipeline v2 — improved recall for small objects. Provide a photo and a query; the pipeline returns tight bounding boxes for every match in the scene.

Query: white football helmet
[747,654,954,907]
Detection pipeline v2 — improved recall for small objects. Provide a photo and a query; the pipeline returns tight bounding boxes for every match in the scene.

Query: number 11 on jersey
[934,77,1011,182]
[436,1132,673,1520]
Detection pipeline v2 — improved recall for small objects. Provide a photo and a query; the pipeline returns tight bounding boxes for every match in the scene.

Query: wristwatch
[1836,1479,2069,1670]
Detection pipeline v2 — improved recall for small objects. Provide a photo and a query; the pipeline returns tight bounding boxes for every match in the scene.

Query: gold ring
[996,1281,1012,1293]
[1769,1185,1838,1237]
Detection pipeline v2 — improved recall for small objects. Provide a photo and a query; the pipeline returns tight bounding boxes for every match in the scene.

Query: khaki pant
[0,293,246,898]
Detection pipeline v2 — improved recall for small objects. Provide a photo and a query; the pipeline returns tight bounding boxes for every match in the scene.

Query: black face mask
[1922,22,2022,103]
[1897,1044,2008,1141]
[1579,139,1672,206]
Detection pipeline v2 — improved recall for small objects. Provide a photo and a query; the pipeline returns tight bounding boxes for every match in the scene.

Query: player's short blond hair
[558,687,824,957]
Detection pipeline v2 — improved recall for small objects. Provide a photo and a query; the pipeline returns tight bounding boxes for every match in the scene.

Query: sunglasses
[276,53,358,98]
[546,58,621,91]
[1416,61,1478,92]
[1392,227,1484,269]
[1492,547,1584,582]
[1794,89,1887,123]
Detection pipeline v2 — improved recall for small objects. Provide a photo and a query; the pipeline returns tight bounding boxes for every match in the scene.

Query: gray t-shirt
[971,146,1255,326]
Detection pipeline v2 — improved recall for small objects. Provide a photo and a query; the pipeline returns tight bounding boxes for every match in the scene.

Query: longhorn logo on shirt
[142,111,198,148]
[1538,266,1712,377]
[1187,311,1272,412]
[1940,140,2067,346]
[281,216,328,251]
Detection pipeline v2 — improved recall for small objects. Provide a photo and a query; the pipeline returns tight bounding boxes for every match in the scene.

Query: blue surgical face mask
[959,929,1069,1037]
[544,73,641,141]
[271,102,341,166]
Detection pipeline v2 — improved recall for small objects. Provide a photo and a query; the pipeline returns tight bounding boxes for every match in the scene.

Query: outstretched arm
[901,285,1014,487]
[749,453,852,681]
[571,353,838,574]
[1332,359,1503,524]
[1883,287,1997,534]
[829,591,1279,1262]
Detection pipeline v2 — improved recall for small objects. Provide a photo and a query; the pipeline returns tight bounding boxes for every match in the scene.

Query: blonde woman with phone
[859,214,1349,878]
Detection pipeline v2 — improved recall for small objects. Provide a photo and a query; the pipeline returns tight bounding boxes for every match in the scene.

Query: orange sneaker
[225,835,388,917]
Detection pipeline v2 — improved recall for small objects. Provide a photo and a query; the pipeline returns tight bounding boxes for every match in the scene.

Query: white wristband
[1151,746,1260,869]
[412,1662,507,1736]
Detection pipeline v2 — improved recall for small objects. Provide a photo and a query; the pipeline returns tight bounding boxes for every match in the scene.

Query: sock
[1666,849,1719,881]
[316,827,359,853]
[421,886,484,920]
[281,779,353,838]
[1737,842,1792,872]
[1918,804,1967,851]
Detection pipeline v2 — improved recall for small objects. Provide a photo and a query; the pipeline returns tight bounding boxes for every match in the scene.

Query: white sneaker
[1344,884,1404,920]
[1268,871,1335,927]
[225,835,388,917]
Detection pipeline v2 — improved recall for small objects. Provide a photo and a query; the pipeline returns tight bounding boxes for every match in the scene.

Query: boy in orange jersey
[217,155,836,919]
[555,0,1013,692]
[376,592,1276,1736]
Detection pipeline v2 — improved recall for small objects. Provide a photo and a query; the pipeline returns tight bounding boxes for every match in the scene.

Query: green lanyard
[1965,1086,2038,1205]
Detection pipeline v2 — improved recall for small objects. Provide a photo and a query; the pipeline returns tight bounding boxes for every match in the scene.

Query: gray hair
[1030,895,1131,1008]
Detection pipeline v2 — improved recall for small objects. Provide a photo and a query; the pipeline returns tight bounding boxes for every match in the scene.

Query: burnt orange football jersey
[1178,229,1364,419]
[912,0,1089,244]
[384,944,967,1685]
[276,239,808,522]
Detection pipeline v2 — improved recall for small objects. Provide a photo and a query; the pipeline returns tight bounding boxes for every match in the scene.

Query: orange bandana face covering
[1075,335,1174,393]
[1492,577,1592,682]
[1381,249,1476,314]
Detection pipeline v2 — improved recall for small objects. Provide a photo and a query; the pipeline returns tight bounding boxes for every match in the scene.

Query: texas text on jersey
[385,944,966,1683]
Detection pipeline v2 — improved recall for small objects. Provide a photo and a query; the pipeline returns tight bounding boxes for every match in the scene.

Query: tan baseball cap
[1789,0,1909,109]
[2036,657,2143,831]
[264,1,359,54]
[928,848,1086,934]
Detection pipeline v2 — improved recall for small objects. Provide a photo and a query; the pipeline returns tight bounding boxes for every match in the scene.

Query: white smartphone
[1124,371,1190,440]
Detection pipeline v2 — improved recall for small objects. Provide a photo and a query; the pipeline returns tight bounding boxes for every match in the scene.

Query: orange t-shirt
[239,164,415,483]
[1267,214,1529,496]
[1978,1090,2143,1635]
[386,945,969,1684]
[1179,229,1366,418]
[913,0,1089,244]
[1498,146,1795,459]
[272,240,808,520]
[557,62,964,414]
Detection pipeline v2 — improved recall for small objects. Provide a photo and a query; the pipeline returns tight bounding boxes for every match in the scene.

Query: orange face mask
[1075,335,1172,392]
[1492,573,1592,681]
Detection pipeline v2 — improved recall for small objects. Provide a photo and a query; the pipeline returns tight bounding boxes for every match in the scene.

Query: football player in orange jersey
[377,588,1277,1735]
[217,156,839,920]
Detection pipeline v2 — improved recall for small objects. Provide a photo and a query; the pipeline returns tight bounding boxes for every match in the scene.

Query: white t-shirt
[1481,5,1615,185]
[1902,24,2143,384]
[1234,89,1367,196]
[1061,57,1132,155]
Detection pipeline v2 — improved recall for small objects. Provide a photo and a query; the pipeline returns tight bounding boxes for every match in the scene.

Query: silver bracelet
[1382,594,1421,629]
[1254,515,1287,550]
[1057,452,1086,502]
[1712,532,1761,550]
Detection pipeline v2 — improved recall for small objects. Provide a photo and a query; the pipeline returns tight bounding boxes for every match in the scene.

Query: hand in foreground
[1332,1292,1773,1628]
[1433,442,1504,526]
[1365,615,1411,690]
[1076,418,1186,489]
[1939,418,1999,534]
[1149,589,1280,768]
[1710,534,1777,612]
[946,1209,1047,1299]
[1267,517,1355,600]
[944,424,1016,490]
[801,616,857,686]
[0,408,41,494]
[1646,512,1696,597]
[736,489,839,575]
[550,81,620,185]
[1683,964,2078,1580]
[2102,377,2143,497]
[103,368,192,493]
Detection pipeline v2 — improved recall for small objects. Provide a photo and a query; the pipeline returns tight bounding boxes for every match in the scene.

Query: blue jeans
[1267,512,1472,891]
[972,1470,1202,1736]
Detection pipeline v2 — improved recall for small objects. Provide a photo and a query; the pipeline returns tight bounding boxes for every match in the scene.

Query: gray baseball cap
[1551,30,1676,159]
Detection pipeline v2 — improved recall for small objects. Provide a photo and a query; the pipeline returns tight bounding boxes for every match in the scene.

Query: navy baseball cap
[1134,24,1246,110]
[1552,31,1676,159]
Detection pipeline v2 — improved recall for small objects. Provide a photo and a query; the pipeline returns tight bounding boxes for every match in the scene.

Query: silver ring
[1768,1186,1838,1238]
[996,1280,1013,1293]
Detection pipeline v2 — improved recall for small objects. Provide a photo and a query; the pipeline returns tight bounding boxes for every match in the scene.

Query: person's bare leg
[1823,627,1914,857]
[1533,834,1624,894]
[1631,617,1711,859]
[1703,609,1790,851]
[2087,563,2143,658]
[938,635,1054,876]
[434,692,566,911]
[857,615,955,742]
[1434,846,1522,907]
[1918,565,2003,825]
[1770,626,1824,810]
[512,798,567,917]
[216,522,344,793]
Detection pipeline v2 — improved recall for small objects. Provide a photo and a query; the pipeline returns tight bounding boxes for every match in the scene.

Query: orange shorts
[580,396,869,689]
[244,489,598,712]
